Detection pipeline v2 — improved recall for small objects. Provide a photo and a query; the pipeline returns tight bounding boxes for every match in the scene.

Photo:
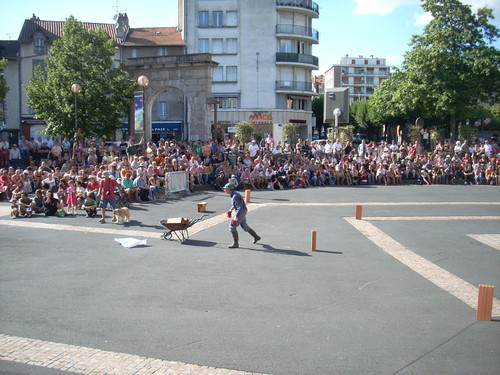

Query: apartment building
[324,55,390,102]
[178,0,320,141]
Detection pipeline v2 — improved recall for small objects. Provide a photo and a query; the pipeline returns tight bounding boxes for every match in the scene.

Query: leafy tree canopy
[369,0,499,141]
[25,17,136,138]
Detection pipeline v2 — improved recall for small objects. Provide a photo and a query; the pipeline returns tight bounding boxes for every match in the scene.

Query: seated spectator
[133,171,150,201]
[43,190,62,216]
[19,192,34,217]
[82,193,98,217]
[121,172,138,201]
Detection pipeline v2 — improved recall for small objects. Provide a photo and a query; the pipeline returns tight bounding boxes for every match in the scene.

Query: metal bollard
[477,284,494,321]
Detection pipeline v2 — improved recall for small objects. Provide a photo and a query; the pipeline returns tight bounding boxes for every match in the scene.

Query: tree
[25,17,136,138]
[311,95,324,134]
[235,121,254,144]
[370,0,499,142]
[0,59,8,119]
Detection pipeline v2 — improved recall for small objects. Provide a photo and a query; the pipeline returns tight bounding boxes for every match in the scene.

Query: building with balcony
[178,0,320,141]
[324,55,390,103]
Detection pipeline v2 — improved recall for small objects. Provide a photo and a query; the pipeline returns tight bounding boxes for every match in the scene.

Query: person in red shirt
[97,171,119,223]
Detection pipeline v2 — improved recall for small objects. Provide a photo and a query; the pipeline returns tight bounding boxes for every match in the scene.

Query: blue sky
[1,0,498,74]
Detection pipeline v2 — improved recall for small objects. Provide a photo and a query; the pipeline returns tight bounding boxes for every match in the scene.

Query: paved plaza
[0,185,499,374]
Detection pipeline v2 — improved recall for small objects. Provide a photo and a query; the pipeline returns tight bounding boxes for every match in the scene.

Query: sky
[0,0,498,74]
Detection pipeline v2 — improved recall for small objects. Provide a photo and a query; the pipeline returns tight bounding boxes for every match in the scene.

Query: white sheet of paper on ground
[114,238,148,248]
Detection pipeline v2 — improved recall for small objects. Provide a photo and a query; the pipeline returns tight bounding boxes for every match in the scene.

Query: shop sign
[248,112,273,125]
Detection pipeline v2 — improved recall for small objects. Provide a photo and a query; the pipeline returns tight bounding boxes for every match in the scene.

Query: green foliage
[311,95,324,131]
[369,0,499,141]
[282,123,300,144]
[458,124,475,142]
[24,17,136,138]
[235,121,254,144]
[0,59,8,118]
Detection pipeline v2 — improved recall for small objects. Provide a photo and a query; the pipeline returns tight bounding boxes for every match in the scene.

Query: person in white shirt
[248,139,260,159]
[324,140,334,156]
[0,136,9,168]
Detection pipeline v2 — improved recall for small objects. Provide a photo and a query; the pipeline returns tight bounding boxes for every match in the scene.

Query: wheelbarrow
[160,214,208,243]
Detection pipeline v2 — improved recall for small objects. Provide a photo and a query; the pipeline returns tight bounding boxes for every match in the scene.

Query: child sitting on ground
[10,198,19,219]
[82,193,97,218]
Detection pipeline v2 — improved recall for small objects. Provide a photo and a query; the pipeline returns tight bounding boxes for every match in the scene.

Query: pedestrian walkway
[0,334,265,375]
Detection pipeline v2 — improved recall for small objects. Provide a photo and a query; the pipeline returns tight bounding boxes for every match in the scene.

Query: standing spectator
[0,136,9,168]
[248,139,260,160]
[18,135,30,166]
[9,144,22,169]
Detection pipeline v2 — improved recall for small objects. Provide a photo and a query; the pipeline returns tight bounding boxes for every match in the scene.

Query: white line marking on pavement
[467,234,500,251]
[345,217,500,317]
[0,334,265,375]
[0,219,161,239]
[266,202,500,207]
[364,216,500,221]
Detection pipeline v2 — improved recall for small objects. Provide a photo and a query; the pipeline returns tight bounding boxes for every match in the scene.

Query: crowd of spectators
[0,132,499,218]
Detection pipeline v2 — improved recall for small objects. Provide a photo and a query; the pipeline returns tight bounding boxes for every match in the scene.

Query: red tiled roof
[17,16,184,47]
[123,27,184,47]
[18,16,119,43]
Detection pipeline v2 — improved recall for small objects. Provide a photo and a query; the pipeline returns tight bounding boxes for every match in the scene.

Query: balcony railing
[276,24,319,43]
[276,52,318,69]
[276,0,319,15]
[276,80,314,92]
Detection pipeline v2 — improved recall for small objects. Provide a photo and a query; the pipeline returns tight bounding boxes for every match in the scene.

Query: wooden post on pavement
[477,284,494,321]
[355,205,363,220]
[311,230,317,252]
[245,189,251,203]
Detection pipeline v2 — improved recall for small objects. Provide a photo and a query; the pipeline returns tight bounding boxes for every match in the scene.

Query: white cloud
[353,0,419,15]
[414,11,433,26]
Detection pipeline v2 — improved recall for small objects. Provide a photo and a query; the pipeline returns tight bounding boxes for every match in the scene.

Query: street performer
[223,182,261,248]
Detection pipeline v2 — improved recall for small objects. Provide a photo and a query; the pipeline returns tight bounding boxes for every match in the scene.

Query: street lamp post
[137,75,150,140]
[333,108,342,139]
[71,83,81,160]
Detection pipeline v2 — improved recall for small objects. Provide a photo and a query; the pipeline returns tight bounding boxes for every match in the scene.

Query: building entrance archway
[125,54,217,141]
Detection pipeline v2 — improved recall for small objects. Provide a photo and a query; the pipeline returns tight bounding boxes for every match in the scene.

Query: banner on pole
[134,92,144,132]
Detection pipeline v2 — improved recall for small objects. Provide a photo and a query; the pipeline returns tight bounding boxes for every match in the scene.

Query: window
[279,40,293,53]
[213,66,223,82]
[212,11,223,26]
[364,60,368,64]
[376,60,380,65]
[226,66,237,82]
[226,11,238,26]
[226,38,238,54]
[34,37,46,54]
[215,96,238,109]
[351,59,355,64]
[212,38,224,54]
[158,101,169,119]
[158,47,167,56]
[132,48,140,58]
[198,39,209,53]
[198,11,209,27]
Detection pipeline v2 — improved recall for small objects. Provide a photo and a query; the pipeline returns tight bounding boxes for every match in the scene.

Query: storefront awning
[152,122,181,132]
